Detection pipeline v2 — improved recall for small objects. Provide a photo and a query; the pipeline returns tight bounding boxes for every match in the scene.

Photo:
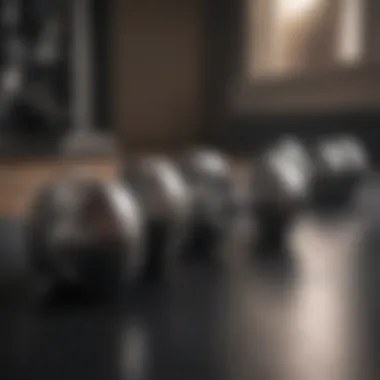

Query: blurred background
[0,2,379,380]
[0,0,379,214]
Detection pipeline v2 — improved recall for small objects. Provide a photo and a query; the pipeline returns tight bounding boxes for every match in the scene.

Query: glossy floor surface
[0,213,378,380]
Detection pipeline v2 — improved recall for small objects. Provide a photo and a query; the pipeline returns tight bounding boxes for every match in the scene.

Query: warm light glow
[248,0,364,79]
[277,0,322,19]
[337,0,363,64]
[270,0,327,75]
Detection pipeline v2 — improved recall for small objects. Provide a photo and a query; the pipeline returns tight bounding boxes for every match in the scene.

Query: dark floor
[0,213,378,380]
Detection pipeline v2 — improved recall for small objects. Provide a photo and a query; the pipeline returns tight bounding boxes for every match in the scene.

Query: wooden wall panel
[110,0,204,151]
[0,159,117,216]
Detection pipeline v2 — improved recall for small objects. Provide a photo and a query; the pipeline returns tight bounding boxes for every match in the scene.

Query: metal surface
[25,173,144,293]
[122,157,192,279]
[180,149,232,222]
[311,135,370,211]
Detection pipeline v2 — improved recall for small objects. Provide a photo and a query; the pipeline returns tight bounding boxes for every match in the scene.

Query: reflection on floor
[0,212,376,380]
[220,213,364,380]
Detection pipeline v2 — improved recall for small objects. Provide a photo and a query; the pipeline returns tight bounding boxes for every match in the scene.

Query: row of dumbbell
[24,134,370,300]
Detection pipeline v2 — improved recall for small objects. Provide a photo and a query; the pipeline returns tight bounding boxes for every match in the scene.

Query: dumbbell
[0,218,29,303]
[251,136,313,254]
[122,157,192,281]
[25,173,144,300]
[178,148,235,266]
[310,135,370,211]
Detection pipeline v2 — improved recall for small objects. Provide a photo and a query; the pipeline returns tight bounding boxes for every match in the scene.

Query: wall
[110,0,204,152]
[204,0,380,161]
[0,158,117,216]
[0,0,205,216]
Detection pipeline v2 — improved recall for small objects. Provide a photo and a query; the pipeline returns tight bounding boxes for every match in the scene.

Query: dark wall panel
[204,0,380,161]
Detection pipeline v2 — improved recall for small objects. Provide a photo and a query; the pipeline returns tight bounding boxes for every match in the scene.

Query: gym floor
[0,211,377,380]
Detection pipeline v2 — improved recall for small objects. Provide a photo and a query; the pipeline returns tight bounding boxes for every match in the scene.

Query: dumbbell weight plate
[178,149,235,266]
[25,173,145,300]
[310,135,369,211]
[252,137,313,253]
[122,157,192,281]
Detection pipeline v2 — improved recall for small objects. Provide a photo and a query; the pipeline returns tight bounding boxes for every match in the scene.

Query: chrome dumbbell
[122,156,192,281]
[25,172,144,300]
